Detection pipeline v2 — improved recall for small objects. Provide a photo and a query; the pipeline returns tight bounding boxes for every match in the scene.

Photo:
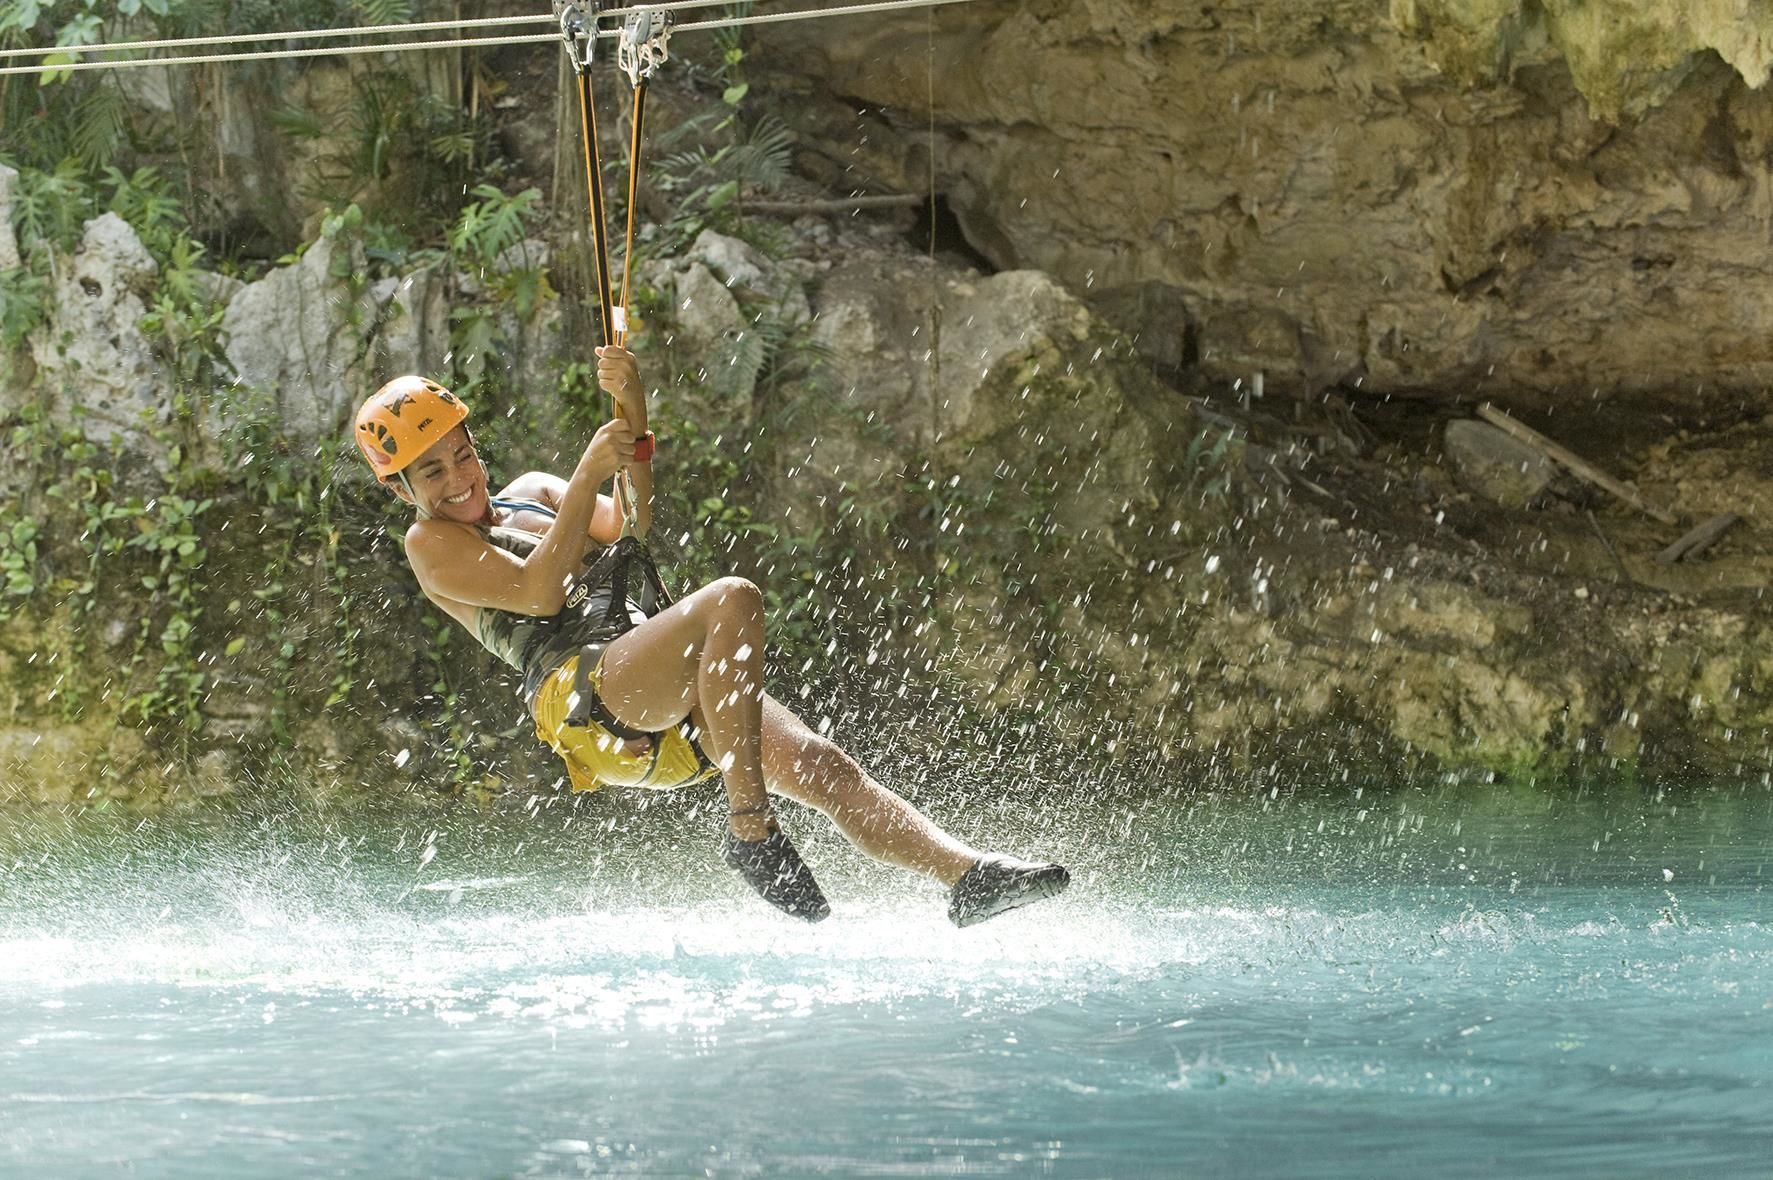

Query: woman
[354,345,1068,926]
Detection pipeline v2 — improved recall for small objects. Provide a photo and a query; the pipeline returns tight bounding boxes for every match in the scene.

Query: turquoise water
[2,783,1770,1177]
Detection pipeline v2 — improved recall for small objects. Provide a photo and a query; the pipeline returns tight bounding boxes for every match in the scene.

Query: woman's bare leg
[593,575,1062,924]
[595,576,773,841]
[594,576,975,879]
[754,694,978,886]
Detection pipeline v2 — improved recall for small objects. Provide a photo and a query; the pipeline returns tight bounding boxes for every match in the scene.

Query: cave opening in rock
[908,193,997,274]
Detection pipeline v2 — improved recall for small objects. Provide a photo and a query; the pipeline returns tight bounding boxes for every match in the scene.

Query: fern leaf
[351,0,413,26]
[70,83,128,172]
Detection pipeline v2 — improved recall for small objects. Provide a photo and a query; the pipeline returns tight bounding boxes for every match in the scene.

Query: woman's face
[394,426,487,523]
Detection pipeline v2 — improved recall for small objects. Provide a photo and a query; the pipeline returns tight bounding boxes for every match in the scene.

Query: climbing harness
[481,497,696,770]
[474,497,715,791]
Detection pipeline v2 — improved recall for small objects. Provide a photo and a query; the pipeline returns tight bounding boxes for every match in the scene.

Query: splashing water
[2,785,1771,1176]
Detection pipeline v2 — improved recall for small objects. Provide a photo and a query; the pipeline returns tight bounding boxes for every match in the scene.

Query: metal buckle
[554,0,599,72]
[618,7,672,86]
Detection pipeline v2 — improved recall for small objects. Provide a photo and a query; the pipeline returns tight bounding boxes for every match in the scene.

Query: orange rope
[572,65,616,348]
[564,12,659,523]
[616,80,649,348]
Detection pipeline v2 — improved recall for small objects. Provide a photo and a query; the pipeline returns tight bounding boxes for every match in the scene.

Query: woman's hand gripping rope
[593,344,650,537]
[596,345,647,432]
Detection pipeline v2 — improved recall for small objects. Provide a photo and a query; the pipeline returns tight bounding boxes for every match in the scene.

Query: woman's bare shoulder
[403,517,485,566]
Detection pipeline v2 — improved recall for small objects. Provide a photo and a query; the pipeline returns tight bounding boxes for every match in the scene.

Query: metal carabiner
[553,0,599,73]
[615,469,641,539]
[617,7,672,87]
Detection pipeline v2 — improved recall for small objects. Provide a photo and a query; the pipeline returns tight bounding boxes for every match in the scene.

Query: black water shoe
[948,854,1070,927]
[721,828,831,922]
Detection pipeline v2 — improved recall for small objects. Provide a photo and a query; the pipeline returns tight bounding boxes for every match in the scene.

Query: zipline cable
[0,1,741,60]
[0,0,980,75]
[0,32,558,74]
[0,13,554,59]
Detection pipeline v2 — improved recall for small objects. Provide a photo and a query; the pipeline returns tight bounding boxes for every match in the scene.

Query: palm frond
[69,83,128,172]
[351,0,414,25]
[731,114,794,194]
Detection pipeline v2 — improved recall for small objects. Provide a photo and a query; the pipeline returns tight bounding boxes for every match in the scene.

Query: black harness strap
[569,650,654,742]
[560,535,675,738]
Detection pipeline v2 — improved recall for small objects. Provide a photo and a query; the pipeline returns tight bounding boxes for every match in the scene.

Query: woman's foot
[947,854,1070,927]
[721,827,831,922]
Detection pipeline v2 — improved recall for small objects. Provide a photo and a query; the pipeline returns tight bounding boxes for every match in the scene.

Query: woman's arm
[406,418,634,615]
[500,471,626,540]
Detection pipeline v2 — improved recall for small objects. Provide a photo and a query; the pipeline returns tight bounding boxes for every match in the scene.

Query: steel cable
[0,0,981,76]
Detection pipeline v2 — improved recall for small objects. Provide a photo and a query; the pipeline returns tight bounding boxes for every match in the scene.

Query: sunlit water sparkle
[2,785,1770,1177]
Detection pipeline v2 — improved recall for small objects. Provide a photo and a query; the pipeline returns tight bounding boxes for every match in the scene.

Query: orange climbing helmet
[354,376,468,476]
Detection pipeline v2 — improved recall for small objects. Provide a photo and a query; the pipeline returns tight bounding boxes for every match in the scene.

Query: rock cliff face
[750,0,1773,409]
[9,3,1773,803]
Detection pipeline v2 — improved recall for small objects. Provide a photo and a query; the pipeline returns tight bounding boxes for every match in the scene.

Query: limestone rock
[1443,418,1557,507]
[689,229,769,288]
[807,262,1101,451]
[667,261,754,402]
[23,213,169,454]
[370,264,452,380]
[774,252,1215,573]
[494,294,567,407]
[644,232,814,409]
[1396,0,1773,121]
[220,233,390,444]
[0,728,96,804]
[675,261,748,342]
[455,238,553,298]
[687,229,812,326]
[0,163,19,269]
[192,270,244,309]
[752,0,1773,408]
[494,237,551,276]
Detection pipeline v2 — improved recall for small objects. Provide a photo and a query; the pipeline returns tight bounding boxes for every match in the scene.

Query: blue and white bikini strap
[489,496,558,519]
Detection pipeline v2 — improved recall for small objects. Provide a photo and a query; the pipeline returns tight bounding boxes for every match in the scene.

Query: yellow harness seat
[531,654,719,793]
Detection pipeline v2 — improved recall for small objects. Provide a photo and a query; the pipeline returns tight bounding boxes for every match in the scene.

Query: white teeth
[444,491,472,504]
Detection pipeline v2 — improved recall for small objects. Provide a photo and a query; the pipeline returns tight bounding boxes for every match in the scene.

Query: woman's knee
[706,575,763,614]
[699,576,765,634]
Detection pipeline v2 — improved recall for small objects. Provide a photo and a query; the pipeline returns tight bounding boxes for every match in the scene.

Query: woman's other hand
[596,345,646,423]
[585,417,636,478]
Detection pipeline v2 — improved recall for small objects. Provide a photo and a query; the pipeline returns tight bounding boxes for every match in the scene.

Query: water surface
[2,782,1769,1177]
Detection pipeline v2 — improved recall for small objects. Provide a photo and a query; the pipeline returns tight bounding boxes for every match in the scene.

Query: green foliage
[349,0,410,24]
[0,266,50,350]
[2,0,507,272]
[282,70,500,229]
[1183,426,1236,502]
[102,165,185,255]
[121,490,212,732]
[655,114,795,252]
[2,162,213,365]
[8,159,96,254]
[637,4,799,253]
[1,2,174,169]
[0,518,39,596]
[50,436,133,717]
[0,37,564,794]
[449,184,541,269]
[445,184,552,396]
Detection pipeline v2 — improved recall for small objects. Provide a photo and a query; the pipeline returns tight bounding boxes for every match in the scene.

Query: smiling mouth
[443,489,475,505]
